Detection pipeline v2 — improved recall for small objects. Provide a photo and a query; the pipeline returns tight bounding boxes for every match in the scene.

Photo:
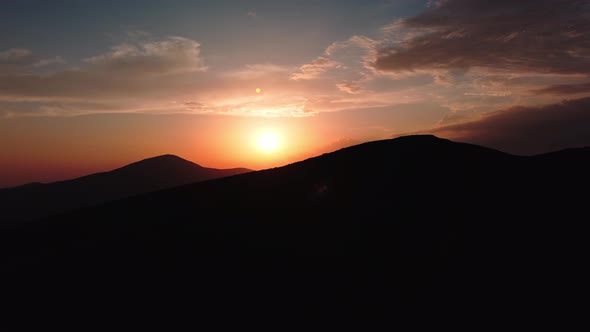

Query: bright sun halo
[256,131,280,153]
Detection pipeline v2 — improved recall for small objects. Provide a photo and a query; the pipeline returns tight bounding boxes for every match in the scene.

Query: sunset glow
[2,1,588,323]
[255,131,281,153]
[1,1,590,187]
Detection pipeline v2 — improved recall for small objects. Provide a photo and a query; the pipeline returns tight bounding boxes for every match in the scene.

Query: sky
[1,0,590,187]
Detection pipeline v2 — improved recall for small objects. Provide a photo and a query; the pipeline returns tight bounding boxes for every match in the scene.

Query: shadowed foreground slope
[2,135,588,328]
[0,154,251,222]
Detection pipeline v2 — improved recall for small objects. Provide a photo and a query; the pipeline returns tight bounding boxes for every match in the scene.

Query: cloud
[426,0,446,9]
[126,29,151,38]
[1,48,66,72]
[0,37,208,102]
[0,100,138,118]
[290,57,341,81]
[5,2,589,124]
[292,36,377,82]
[247,11,258,18]
[33,56,65,67]
[336,82,363,94]
[436,111,472,126]
[225,64,292,79]
[84,36,205,76]
[0,48,37,73]
[0,48,32,62]
[324,35,377,58]
[0,37,317,118]
[207,95,315,117]
[533,81,590,95]
[374,0,590,75]
[290,35,380,101]
[423,97,590,155]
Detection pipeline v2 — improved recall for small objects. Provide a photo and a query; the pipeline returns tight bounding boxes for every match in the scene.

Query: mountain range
[0,154,251,223]
[1,135,588,328]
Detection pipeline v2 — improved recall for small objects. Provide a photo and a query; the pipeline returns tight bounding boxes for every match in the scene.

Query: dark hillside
[2,136,587,328]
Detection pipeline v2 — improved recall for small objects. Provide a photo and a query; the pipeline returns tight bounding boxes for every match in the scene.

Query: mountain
[2,135,588,328]
[0,182,44,191]
[0,154,251,223]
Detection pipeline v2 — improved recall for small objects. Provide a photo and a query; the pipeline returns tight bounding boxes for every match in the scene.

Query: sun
[256,131,281,153]
[256,88,262,94]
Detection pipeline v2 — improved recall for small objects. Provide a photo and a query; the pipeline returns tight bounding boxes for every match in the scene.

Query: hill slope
[2,135,588,328]
[0,154,251,222]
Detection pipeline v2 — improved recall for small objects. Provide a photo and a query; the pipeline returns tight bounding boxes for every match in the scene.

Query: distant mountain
[0,154,251,222]
[0,182,44,191]
[2,135,588,328]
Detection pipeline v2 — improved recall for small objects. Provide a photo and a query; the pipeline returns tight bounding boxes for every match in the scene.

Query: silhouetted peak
[331,134,451,154]
[139,154,193,163]
[388,134,454,148]
[391,134,447,142]
[121,154,204,171]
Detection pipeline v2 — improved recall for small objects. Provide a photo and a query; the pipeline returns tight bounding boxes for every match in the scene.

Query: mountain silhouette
[0,154,251,223]
[1,135,588,328]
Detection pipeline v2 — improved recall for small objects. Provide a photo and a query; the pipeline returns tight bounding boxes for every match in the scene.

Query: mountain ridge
[0,154,252,223]
[2,135,588,327]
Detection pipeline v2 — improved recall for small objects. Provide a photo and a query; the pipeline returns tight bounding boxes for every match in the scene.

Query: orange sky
[2,1,590,187]
[0,111,391,187]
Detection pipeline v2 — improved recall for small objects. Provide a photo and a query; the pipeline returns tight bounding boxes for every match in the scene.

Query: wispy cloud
[33,56,65,67]
[3,1,590,126]
[0,36,211,118]
[0,37,206,99]
[225,64,292,79]
[84,36,206,75]
[336,82,363,94]
[0,48,36,73]
[290,57,341,81]
[204,95,316,117]
[292,36,376,82]
[0,48,32,61]
[125,29,151,38]
[0,36,324,118]
[533,81,590,95]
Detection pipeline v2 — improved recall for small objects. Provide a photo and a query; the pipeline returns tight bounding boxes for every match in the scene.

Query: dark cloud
[425,97,590,155]
[533,81,590,95]
[375,0,590,75]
